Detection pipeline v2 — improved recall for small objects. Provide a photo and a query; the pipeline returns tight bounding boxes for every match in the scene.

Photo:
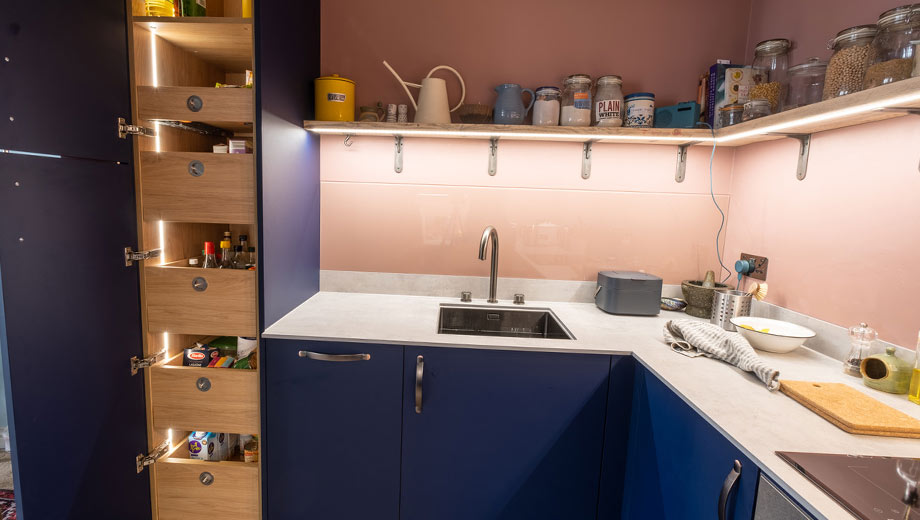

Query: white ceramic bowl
[729,317,816,353]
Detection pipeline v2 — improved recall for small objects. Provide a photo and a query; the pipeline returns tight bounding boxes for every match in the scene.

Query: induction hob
[778,452,920,520]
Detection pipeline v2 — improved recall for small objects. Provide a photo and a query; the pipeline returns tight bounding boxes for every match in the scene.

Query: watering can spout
[383,60,419,111]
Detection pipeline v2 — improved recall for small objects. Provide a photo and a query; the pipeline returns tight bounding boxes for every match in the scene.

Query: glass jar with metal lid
[719,103,744,128]
[742,99,771,122]
[750,38,791,113]
[593,75,624,127]
[785,57,827,110]
[560,74,592,127]
[823,24,878,100]
[864,4,920,88]
[533,87,561,126]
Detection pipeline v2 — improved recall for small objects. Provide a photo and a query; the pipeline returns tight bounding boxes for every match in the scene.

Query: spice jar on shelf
[823,24,878,100]
[742,99,771,121]
[719,103,745,127]
[533,87,561,126]
[785,57,827,110]
[864,4,920,89]
[593,75,624,127]
[561,74,593,126]
[750,38,791,113]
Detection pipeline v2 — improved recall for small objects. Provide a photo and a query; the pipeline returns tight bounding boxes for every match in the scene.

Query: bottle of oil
[144,0,177,17]
[909,332,920,405]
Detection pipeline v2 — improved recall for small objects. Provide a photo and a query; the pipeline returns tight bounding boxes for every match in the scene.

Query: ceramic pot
[861,347,912,394]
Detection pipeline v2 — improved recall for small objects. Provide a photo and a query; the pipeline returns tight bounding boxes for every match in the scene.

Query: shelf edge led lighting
[305,89,920,145]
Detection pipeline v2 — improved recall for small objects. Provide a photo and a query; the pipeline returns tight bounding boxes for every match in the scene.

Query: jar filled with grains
[750,38,791,113]
[593,75,624,127]
[911,39,920,76]
[864,4,920,89]
[823,24,878,100]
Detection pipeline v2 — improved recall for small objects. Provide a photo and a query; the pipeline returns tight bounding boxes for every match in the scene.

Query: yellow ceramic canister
[315,74,355,121]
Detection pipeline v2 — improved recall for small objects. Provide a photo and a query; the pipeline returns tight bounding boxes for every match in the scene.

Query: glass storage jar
[750,38,791,113]
[719,103,744,128]
[593,75,624,127]
[742,99,771,121]
[560,74,592,127]
[823,24,878,100]
[864,4,920,88]
[533,86,561,126]
[785,57,827,110]
[912,39,920,76]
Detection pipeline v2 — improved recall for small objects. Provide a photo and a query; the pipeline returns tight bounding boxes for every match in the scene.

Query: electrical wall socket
[740,253,768,281]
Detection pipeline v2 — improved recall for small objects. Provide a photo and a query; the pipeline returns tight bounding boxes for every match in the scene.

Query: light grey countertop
[264,291,920,520]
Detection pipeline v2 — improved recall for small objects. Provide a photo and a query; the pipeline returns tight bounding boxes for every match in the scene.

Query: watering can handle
[426,65,466,113]
[383,60,420,111]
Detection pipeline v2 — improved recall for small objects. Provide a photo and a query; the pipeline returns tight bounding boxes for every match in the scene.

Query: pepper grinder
[844,322,877,377]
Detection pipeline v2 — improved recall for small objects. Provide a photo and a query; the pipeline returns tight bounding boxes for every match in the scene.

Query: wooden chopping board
[780,380,920,439]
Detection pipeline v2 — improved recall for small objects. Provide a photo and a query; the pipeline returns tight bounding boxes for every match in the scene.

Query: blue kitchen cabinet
[618,365,759,520]
[262,340,403,520]
[400,346,613,520]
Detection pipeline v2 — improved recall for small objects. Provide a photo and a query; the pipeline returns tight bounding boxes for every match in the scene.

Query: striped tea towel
[663,319,780,390]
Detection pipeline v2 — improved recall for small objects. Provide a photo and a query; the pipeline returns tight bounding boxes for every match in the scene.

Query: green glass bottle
[180,0,206,17]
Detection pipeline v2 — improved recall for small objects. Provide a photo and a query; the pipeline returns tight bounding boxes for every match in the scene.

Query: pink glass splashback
[723,117,920,349]
[320,137,735,283]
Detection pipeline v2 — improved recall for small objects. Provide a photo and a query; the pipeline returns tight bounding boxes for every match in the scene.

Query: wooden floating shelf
[135,17,253,71]
[305,76,920,147]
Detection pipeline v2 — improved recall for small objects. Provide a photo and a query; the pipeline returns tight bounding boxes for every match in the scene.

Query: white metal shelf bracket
[582,142,593,179]
[488,138,498,176]
[767,133,811,180]
[675,141,699,183]
[394,136,404,173]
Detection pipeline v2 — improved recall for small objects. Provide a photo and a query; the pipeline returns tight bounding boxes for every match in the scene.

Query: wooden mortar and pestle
[681,270,731,318]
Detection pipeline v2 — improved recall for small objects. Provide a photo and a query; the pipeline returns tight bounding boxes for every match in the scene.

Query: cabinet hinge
[124,247,161,267]
[130,350,165,376]
[117,117,156,139]
[136,438,170,474]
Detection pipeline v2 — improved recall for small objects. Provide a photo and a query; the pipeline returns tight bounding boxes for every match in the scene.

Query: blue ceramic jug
[493,84,534,125]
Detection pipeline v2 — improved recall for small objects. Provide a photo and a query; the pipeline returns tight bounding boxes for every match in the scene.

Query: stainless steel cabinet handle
[718,459,742,520]
[415,355,424,414]
[298,351,370,362]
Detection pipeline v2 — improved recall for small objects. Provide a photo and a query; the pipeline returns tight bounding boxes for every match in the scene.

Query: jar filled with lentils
[823,24,878,100]
[750,38,791,113]
[864,4,920,89]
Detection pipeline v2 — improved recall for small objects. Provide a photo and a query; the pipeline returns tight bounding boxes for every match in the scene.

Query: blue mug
[493,83,534,125]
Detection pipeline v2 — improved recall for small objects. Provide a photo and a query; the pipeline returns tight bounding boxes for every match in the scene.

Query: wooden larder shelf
[151,353,259,433]
[134,17,253,71]
[156,457,259,520]
[138,86,254,133]
[145,263,257,337]
[304,76,920,147]
[141,151,256,224]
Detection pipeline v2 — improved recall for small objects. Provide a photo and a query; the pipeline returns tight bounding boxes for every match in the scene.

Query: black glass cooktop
[778,452,920,520]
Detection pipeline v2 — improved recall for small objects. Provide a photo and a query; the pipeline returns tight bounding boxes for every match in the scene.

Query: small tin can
[397,104,409,123]
[386,103,398,123]
[624,92,655,128]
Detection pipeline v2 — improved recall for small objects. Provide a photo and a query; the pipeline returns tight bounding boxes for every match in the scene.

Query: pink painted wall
[321,0,752,117]
[320,136,735,284]
[745,0,898,64]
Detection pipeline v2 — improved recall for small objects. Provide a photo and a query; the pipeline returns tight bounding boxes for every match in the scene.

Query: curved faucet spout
[478,226,499,303]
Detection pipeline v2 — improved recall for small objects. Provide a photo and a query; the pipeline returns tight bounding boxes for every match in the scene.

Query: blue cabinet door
[401,346,611,520]
[620,365,759,520]
[262,340,403,520]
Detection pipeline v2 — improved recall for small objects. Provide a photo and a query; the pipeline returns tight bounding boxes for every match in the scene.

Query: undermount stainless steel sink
[437,305,575,340]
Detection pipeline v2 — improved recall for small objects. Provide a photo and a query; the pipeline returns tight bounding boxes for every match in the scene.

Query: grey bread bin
[595,271,662,316]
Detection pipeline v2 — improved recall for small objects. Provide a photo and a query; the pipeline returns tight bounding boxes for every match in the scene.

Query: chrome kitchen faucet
[478,226,499,303]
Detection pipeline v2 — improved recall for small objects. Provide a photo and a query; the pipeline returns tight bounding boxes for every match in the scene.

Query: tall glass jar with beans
[864,4,920,89]
[823,25,878,100]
